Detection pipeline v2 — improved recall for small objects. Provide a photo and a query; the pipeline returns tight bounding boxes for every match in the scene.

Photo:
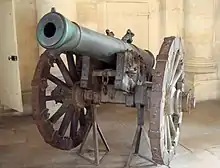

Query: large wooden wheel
[149,37,191,165]
[32,50,91,150]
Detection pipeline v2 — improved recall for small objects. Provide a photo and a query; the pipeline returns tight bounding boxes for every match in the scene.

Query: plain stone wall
[19,0,220,101]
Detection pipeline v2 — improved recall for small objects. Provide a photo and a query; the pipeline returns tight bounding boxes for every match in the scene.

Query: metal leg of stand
[124,105,156,168]
[78,123,92,153]
[77,105,110,166]
[125,126,141,168]
[92,106,100,165]
[97,124,110,152]
[135,126,142,154]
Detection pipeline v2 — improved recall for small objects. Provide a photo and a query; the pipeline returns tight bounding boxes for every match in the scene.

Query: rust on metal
[32,51,92,150]
[149,37,195,165]
[32,9,196,166]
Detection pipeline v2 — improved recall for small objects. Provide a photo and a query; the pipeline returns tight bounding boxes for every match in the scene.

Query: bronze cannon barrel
[36,10,155,66]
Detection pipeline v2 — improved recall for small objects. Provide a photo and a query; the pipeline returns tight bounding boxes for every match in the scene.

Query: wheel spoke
[70,108,80,139]
[168,48,178,82]
[80,107,89,126]
[164,118,168,148]
[168,115,177,137]
[174,128,180,147]
[48,74,70,91]
[58,110,72,136]
[45,96,54,101]
[49,104,67,123]
[170,52,182,84]
[171,52,181,81]
[56,57,74,86]
[174,90,182,115]
[45,95,62,101]
[178,112,183,124]
[176,73,184,91]
[66,52,79,82]
[169,87,176,115]
[170,68,183,89]
[166,116,172,151]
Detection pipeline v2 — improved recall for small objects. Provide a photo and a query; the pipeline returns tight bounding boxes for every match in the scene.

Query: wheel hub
[165,87,182,116]
[71,84,86,108]
[51,83,86,108]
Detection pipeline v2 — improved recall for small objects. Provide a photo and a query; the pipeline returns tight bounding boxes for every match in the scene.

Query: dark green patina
[36,9,155,66]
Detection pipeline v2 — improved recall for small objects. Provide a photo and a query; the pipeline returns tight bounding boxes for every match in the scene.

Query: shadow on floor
[0,100,220,168]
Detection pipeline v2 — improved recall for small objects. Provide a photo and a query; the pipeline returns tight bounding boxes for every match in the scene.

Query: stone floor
[0,100,220,168]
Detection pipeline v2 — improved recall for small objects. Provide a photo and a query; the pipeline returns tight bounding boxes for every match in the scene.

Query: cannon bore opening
[44,22,56,38]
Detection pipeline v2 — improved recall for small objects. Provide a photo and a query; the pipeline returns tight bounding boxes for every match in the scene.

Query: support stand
[124,105,157,168]
[77,105,110,166]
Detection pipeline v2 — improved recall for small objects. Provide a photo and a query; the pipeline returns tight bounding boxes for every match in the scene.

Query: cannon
[31,8,196,167]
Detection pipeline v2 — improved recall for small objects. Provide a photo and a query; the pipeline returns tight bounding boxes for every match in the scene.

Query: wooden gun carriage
[31,8,196,167]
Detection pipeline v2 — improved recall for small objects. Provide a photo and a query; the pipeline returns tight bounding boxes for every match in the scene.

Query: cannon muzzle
[33,9,190,166]
[37,9,155,66]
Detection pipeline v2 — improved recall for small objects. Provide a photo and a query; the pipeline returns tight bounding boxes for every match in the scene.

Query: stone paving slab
[170,150,220,168]
[0,101,220,168]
